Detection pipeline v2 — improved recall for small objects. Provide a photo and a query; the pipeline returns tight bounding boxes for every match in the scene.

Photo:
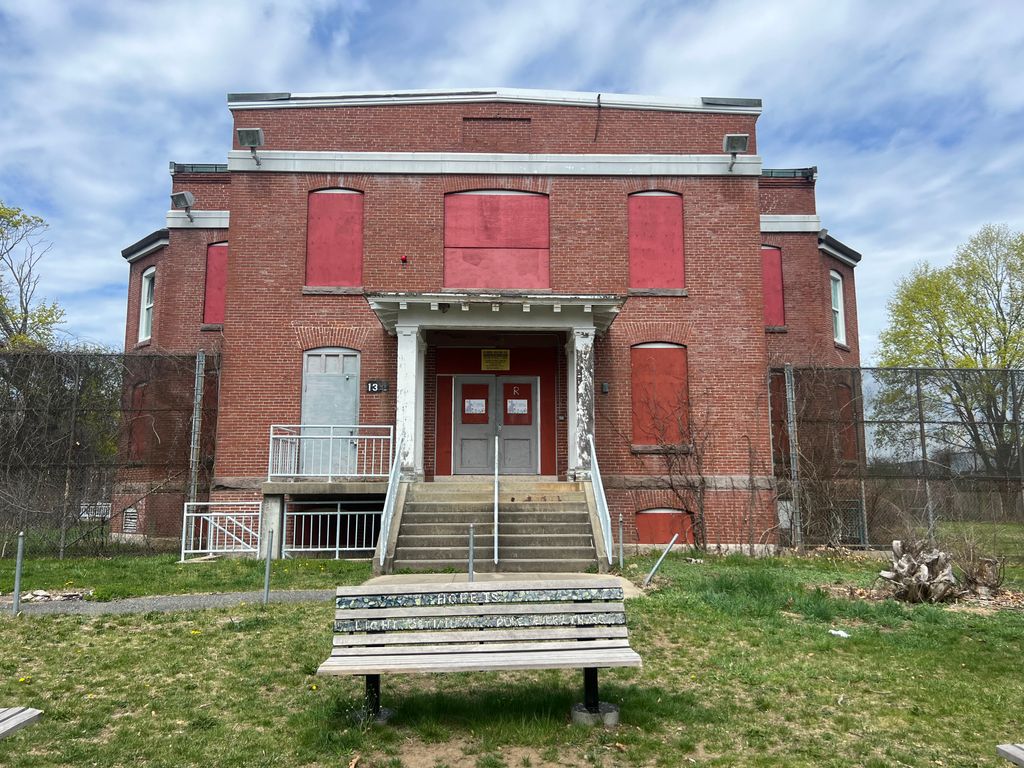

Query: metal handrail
[493,435,499,565]
[267,424,393,481]
[378,437,404,567]
[587,434,614,564]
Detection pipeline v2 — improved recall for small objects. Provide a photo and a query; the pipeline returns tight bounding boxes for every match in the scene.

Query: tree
[0,201,65,349]
[877,224,1024,503]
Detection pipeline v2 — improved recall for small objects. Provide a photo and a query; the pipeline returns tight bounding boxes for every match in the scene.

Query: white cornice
[228,88,762,115]
[227,150,762,177]
[166,210,230,229]
[124,238,168,263]
[820,242,859,268]
[759,214,821,233]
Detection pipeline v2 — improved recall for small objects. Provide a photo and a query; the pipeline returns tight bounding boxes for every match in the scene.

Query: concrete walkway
[3,573,641,617]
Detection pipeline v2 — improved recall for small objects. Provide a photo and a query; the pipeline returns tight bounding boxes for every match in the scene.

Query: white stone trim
[124,238,168,263]
[227,150,762,177]
[166,210,230,229]
[820,241,859,268]
[759,214,821,233]
[228,88,762,115]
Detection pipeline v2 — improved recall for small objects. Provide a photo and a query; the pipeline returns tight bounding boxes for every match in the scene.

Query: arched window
[630,342,688,446]
[628,191,684,290]
[830,270,846,344]
[204,242,228,324]
[443,190,549,289]
[138,266,155,342]
[306,189,363,287]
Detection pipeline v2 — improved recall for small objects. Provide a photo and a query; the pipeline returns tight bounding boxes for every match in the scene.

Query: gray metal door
[496,376,539,474]
[300,348,360,477]
[454,376,496,474]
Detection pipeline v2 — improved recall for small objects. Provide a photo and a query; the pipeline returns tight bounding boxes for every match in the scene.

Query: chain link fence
[0,350,218,558]
[770,366,1024,561]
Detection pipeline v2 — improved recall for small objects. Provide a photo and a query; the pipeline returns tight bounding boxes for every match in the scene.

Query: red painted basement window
[306,189,364,287]
[204,242,228,324]
[631,343,689,446]
[761,245,785,327]
[443,191,549,289]
[628,192,684,289]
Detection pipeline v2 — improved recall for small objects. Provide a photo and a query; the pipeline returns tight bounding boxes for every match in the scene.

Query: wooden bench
[0,707,42,740]
[317,578,642,723]
[999,744,1024,766]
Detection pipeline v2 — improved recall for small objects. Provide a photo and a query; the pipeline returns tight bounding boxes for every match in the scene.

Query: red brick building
[118,88,860,563]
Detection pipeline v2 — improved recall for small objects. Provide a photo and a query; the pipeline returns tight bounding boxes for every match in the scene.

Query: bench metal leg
[584,668,600,714]
[365,674,381,718]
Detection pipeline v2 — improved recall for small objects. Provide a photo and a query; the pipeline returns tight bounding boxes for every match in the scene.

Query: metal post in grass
[784,364,803,550]
[12,532,25,616]
[914,369,935,543]
[642,533,679,588]
[468,523,475,583]
[263,530,274,607]
[618,513,624,570]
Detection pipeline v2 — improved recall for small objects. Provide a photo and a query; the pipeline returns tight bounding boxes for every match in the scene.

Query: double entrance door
[454,375,539,475]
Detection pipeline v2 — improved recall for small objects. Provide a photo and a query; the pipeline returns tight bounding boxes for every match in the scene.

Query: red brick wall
[759,176,816,215]
[171,172,231,210]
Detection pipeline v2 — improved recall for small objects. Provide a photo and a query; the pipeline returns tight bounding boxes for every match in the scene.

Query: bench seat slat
[0,707,43,739]
[335,611,626,633]
[336,578,623,597]
[332,638,632,657]
[998,744,1024,767]
[338,587,622,609]
[334,625,630,646]
[318,648,642,676]
[335,601,625,621]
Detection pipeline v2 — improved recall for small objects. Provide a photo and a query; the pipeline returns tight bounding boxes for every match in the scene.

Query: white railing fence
[268,424,393,481]
[283,501,381,558]
[587,434,614,565]
[181,501,262,560]
[378,438,404,568]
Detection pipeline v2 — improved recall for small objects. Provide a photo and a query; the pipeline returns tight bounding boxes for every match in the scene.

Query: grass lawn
[0,554,373,601]
[2,553,1023,767]
[937,519,1024,560]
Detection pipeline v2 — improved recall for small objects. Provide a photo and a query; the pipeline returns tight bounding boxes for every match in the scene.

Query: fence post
[783,364,803,549]
[1012,371,1024,515]
[187,350,206,505]
[618,513,624,570]
[915,369,935,543]
[12,532,25,616]
[58,356,82,560]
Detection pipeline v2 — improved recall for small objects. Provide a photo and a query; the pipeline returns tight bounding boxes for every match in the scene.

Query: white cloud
[1,0,1022,359]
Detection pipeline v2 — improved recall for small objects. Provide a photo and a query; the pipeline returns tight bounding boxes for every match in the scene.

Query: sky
[1,0,1022,360]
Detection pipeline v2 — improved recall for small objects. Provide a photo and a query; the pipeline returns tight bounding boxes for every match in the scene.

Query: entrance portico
[368,293,622,480]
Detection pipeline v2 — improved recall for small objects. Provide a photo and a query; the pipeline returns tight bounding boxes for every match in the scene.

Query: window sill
[631,443,693,455]
[200,323,223,332]
[765,326,788,334]
[834,341,851,352]
[627,288,688,297]
[134,339,151,350]
[303,286,364,295]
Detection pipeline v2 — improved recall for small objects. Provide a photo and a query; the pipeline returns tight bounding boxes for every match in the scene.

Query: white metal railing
[283,501,381,558]
[268,424,393,481]
[493,435,499,565]
[181,501,262,560]
[587,434,614,564]
[378,438,404,567]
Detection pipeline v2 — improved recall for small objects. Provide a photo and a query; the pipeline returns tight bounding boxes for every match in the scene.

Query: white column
[568,328,595,479]
[396,324,424,478]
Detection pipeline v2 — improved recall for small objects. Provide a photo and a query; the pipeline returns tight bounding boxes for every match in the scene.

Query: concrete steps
[390,479,598,574]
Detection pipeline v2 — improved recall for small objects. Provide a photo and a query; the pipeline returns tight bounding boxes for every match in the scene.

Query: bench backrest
[333,578,629,653]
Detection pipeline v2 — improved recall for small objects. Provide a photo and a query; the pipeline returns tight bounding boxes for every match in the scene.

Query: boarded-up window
[636,508,695,545]
[204,242,228,324]
[128,382,148,462]
[631,343,688,445]
[306,189,363,287]
[836,383,858,461]
[443,191,549,289]
[761,245,785,326]
[628,192,684,289]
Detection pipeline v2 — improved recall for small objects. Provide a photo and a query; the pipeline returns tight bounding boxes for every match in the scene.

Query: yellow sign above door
[481,349,511,371]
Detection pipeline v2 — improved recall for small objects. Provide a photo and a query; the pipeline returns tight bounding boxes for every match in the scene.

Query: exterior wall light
[723,133,749,172]
[170,190,196,222]
[236,128,265,166]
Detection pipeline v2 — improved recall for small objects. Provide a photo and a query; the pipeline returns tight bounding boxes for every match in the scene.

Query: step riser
[399,524,595,536]
[403,513,591,525]
[404,502,588,513]
[398,535,594,548]
[392,559,598,573]
[396,547,597,561]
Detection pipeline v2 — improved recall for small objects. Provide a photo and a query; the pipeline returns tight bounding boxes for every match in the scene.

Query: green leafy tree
[876,224,1024,488]
[0,201,65,349]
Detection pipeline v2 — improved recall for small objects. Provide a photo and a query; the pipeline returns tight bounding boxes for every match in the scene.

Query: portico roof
[366,292,624,335]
